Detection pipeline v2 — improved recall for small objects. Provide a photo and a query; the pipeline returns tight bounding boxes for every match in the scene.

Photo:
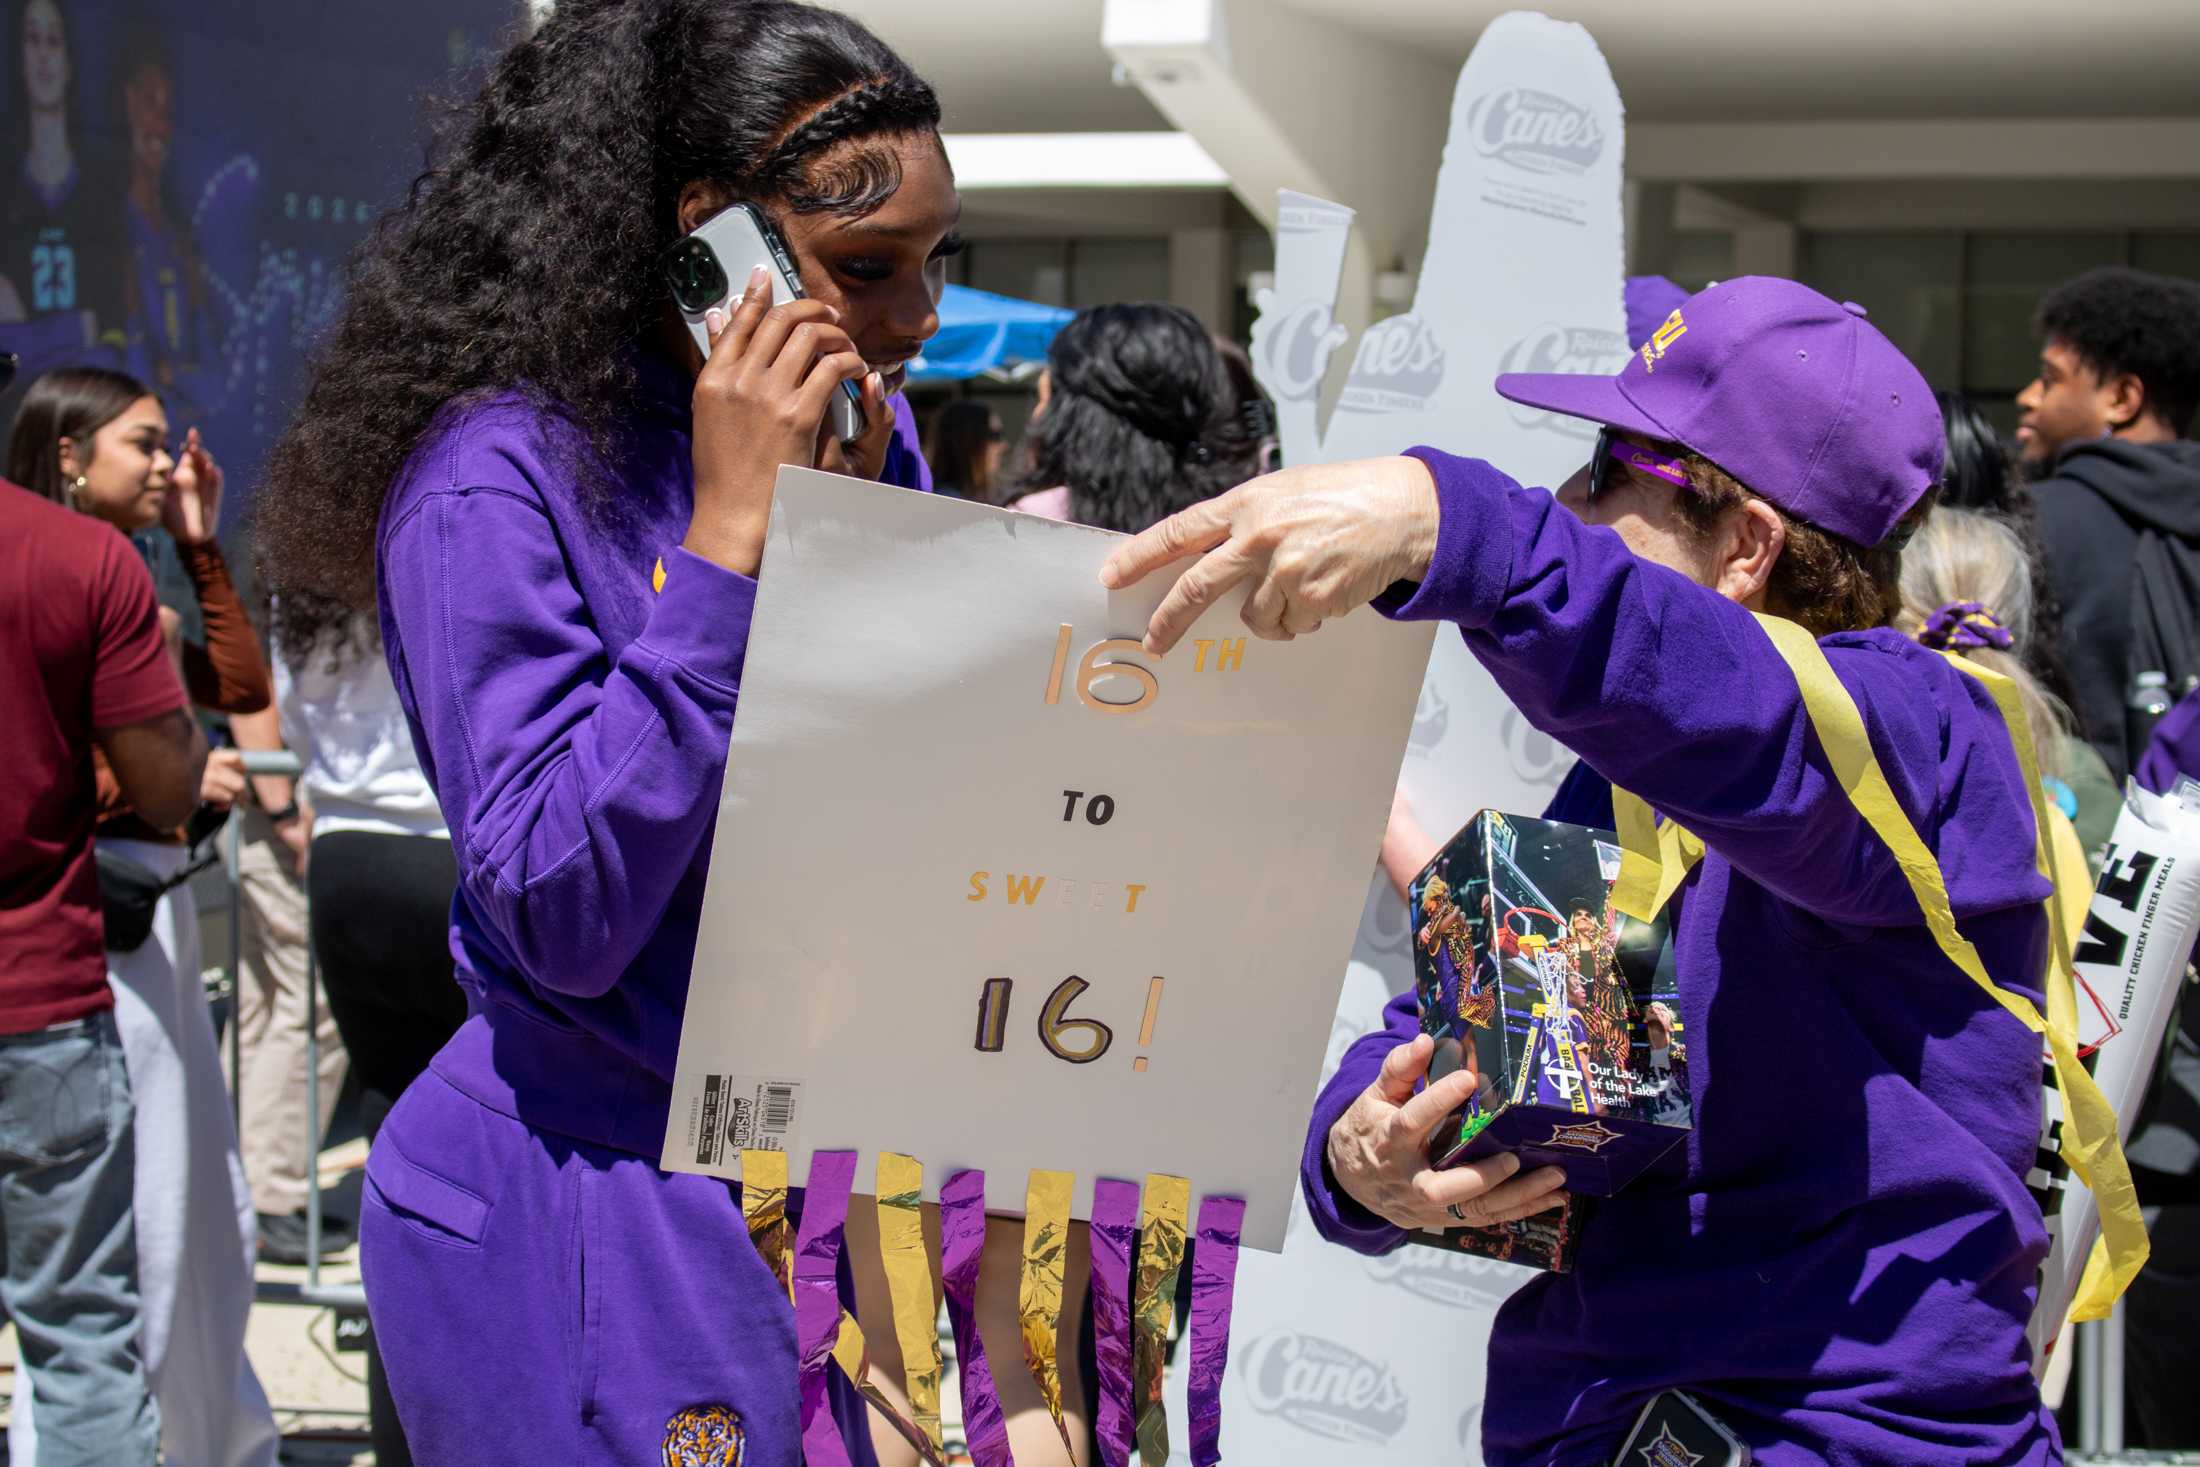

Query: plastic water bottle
[2131,670,2175,722]
[2129,671,2176,768]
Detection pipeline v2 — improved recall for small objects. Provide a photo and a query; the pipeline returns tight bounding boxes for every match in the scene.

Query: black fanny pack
[95,806,227,954]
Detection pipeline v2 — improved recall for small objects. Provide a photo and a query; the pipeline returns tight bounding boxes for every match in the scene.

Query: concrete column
[1168,224,1233,332]
[1102,0,1451,339]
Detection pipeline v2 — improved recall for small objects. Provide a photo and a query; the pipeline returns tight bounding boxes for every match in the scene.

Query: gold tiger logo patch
[663,1403,746,1467]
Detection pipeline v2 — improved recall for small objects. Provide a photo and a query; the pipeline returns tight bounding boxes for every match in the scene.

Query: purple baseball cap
[1497,276,1944,548]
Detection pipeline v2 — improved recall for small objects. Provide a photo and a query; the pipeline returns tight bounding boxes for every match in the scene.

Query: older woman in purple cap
[1102,277,2069,1464]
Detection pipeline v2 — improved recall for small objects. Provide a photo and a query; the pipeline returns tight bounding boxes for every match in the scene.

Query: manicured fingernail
[866,371,882,395]
[745,264,768,298]
[704,307,727,333]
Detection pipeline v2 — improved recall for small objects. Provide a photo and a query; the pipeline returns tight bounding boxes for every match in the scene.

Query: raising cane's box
[1404,812,1692,1268]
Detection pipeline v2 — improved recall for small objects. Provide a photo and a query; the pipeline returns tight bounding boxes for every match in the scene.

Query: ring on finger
[1445,1202,1467,1222]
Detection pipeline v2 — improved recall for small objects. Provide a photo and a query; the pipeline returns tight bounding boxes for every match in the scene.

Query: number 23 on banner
[1042,623,1244,714]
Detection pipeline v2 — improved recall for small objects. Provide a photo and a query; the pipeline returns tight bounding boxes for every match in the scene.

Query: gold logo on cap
[1640,310,1687,373]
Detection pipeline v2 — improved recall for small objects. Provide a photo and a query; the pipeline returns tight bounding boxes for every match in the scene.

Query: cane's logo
[1501,704,1572,787]
[1336,312,1447,416]
[1409,680,1450,752]
[1364,1246,1523,1309]
[1251,298,1351,405]
[1641,1422,1705,1467]
[1239,1332,1410,1445]
[1544,1118,1622,1153]
[1640,309,1689,374]
[1498,323,1631,438]
[1466,87,1605,175]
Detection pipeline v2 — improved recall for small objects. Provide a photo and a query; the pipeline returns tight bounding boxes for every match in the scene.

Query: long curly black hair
[1022,302,1259,534]
[254,0,939,661]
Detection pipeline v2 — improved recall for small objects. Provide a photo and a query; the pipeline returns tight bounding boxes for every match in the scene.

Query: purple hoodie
[1302,449,2059,1466]
[375,351,929,1133]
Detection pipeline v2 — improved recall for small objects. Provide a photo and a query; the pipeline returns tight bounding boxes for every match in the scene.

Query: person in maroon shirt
[0,419,204,1461]
[6,363,280,1464]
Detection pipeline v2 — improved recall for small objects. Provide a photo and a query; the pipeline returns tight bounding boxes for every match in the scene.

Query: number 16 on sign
[974,976,1167,1071]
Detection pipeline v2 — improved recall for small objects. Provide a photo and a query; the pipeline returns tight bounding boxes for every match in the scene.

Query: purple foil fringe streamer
[1089,1178,1140,1467]
[793,1151,858,1467]
[941,1170,1014,1467]
[1188,1197,1246,1466]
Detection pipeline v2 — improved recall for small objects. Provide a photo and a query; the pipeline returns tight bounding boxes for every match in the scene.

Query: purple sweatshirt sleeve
[1297,990,1417,1255]
[380,487,753,997]
[2137,685,2200,796]
[1382,447,2044,926]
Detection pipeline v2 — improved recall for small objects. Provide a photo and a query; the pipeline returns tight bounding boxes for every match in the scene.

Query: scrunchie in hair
[1918,600,2013,652]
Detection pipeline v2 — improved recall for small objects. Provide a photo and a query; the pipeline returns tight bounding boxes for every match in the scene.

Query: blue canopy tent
[907,284,1075,383]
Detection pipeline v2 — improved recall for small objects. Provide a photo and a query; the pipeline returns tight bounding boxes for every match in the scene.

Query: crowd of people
[4,1,2200,1464]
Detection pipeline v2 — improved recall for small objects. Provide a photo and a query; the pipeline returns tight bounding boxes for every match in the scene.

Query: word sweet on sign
[661,466,1433,1250]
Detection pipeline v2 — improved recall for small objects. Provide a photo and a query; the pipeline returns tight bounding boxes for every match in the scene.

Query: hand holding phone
[681,267,875,578]
[662,203,865,443]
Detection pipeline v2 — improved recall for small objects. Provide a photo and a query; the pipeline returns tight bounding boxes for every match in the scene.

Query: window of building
[958,237,1171,311]
[1797,230,2200,432]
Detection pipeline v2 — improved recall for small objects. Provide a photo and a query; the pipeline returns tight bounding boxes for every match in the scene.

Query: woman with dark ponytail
[254,4,958,1461]
[1009,302,1260,531]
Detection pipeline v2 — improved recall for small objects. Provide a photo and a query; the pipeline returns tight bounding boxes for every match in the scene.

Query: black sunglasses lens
[1588,428,1613,500]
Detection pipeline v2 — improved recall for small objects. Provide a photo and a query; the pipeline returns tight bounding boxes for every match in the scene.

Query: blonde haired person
[1896,507,2121,866]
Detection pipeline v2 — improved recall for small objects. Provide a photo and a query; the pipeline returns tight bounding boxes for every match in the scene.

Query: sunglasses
[1587,427,1691,502]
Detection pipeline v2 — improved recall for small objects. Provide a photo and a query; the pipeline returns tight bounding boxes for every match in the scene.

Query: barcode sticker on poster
[687,1075,802,1167]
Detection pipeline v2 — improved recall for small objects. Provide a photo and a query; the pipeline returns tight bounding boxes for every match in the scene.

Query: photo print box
[1404,1191,1587,1275]
[1409,812,1692,1197]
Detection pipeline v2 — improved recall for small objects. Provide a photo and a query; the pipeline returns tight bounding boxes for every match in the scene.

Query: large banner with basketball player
[0,0,514,521]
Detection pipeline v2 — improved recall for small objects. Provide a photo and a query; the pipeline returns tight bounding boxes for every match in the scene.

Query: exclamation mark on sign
[1132,977,1164,1072]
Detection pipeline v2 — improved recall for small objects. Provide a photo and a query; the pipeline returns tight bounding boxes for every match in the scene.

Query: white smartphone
[659,202,865,443]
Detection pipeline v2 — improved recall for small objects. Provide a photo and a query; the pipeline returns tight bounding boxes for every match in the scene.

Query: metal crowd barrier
[222,749,364,1311]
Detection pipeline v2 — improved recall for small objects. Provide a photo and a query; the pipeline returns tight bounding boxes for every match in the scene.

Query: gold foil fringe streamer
[1019,1169,1076,1457]
[1133,1173,1191,1467]
[832,1309,950,1467]
[874,1153,944,1452]
[739,1149,792,1302]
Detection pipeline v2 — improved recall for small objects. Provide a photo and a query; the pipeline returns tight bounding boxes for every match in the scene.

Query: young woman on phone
[255,4,958,1461]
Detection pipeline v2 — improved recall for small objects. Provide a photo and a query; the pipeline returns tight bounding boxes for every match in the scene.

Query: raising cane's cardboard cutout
[1224,12,1628,1463]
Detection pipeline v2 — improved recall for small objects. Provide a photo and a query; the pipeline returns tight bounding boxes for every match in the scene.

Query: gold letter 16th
[1043,623,1160,715]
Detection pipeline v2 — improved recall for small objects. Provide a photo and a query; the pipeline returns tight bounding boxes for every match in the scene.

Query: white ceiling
[842,0,2200,128]
[841,0,1166,135]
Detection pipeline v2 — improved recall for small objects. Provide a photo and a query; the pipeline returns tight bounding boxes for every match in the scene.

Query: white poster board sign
[1229,12,1627,1463]
[663,466,1431,1250]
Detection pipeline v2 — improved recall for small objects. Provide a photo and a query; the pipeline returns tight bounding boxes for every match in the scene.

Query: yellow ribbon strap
[739,1149,792,1303]
[873,1153,943,1452]
[1018,1170,1076,1457]
[1610,786,1666,921]
[1748,617,2145,1315]
[1928,646,2147,1318]
[1133,1174,1191,1467]
[1609,787,1705,923]
[831,1310,950,1467]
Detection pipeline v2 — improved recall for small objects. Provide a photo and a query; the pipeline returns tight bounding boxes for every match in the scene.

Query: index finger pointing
[1140,540,1257,656]
[1098,495,1234,590]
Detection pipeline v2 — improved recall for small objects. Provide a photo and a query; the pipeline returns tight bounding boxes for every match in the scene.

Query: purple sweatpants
[359,1014,875,1465]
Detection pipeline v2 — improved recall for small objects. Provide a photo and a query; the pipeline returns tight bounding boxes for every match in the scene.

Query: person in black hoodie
[2021,265,2200,783]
